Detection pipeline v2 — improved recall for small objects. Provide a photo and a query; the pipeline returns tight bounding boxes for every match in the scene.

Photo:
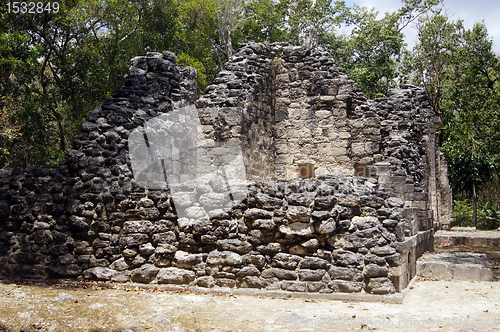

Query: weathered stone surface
[244,208,273,220]
[83,267,116,281]
[196,276,216,288]
[216,239,253,255]
[332,250,364,268]
[240,276,264,288]
[279,222,314,236]
[365,277,396,294]
[363,264,389,278]
[174,251,203,268]
[109,258,129,271]
[261,268,297,280]
[130,264,160,283]
[329,280,364,293]
[328,266,363,282]
[271,253,302,270]
[0,42,451,297]
[206,251,242,266]
[237,266,260,277]
[281,281,307,292]
[315,218,337,234]
[156,267,196,284]
[298,269,326,281]
[298,257,330,270]
[417,252,493,282]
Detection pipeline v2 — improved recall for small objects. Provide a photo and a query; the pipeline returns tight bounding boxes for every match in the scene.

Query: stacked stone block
[0,42,452,295]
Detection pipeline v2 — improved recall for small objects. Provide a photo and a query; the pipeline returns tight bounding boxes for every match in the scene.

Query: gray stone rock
[243,254,266,267]
[279,223,314,236]
[301,238,319,250]
[286,206,309,222]
[328,266,363,282]
[240,276,264,288]
[155,243,177,254]
[307,281,326,293]
[287,192,316,206]
[237,266,260,277]
[366,277,396,294]
[174,250,203,268]
[349,216,380,231]
[244,208,273,220]
[109,257,129,271]
[196,276,216,288]
[329,280,364,293]
[83,267,116,281]
[387,197,404,208]
[316,218,336,234]
[216,239,253,254]
[332,250,364,268]
[216,278,236,288]
[370,246,396,255]
[256,242,282,255]
[363,263,389,278]
[206,250,243,266]
[281,281,306,292]
[298,269,325,281]
[156,267,196,284]
[272,253,303,270]
[299,256,330,270]
[252,219,276,229]
[261,268,297,280]
[111,271,131,283]
[130,264,160,283]
[314,196,336,209]
[139,243,155,256]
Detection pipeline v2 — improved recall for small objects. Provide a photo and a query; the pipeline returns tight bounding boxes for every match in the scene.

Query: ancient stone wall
[0,43,452,295]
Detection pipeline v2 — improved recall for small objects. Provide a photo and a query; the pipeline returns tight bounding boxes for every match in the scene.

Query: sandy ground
[0,276,499,332]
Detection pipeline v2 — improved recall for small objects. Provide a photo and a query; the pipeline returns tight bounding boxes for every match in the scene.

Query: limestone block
[156,267,196,284]
[279,223,314,236]
[351,143,365,156]
[365,277,396,294]
[130,264,160,283]
[329,280,363,293]
[417,252,493,281]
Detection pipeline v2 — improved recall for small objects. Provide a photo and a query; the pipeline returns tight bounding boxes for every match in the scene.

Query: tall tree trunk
[472,180,478,228]
[57,118,66,152]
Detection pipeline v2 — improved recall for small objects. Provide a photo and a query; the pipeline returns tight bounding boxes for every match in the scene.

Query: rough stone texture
[434,230,500,247]
[0,43,452,295]
[417,251,494,281]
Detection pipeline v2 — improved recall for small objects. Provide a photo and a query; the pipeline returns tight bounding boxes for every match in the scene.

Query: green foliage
[404,10,500,227]
[453,199,500,230]
[1,0,221,167]
[328,0,440,98]
[177,53,209,93]
[478,202,500,230]
[453,199,473,227]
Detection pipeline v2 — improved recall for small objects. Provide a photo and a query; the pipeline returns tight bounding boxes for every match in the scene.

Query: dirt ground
[1,248,499,332]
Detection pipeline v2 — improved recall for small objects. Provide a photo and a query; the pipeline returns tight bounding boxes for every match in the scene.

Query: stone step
[434,230,500,247]
[417,251,493,281]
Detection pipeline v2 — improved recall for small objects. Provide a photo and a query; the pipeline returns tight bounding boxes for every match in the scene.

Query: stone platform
[417,251,494,281]
[434,229,500,247]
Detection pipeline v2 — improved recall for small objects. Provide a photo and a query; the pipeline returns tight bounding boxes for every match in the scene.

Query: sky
[344,0,500,53]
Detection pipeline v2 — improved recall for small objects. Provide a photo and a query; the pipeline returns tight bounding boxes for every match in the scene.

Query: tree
[1,0,208,166]
[327,0,441,98]
[437,22,500,227]
[400,10,460,118]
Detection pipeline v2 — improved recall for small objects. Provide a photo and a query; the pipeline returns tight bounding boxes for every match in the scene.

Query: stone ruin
[0,42,452,295]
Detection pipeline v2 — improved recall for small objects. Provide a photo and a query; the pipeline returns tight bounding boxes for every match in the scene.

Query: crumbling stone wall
[0,43,452,295]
